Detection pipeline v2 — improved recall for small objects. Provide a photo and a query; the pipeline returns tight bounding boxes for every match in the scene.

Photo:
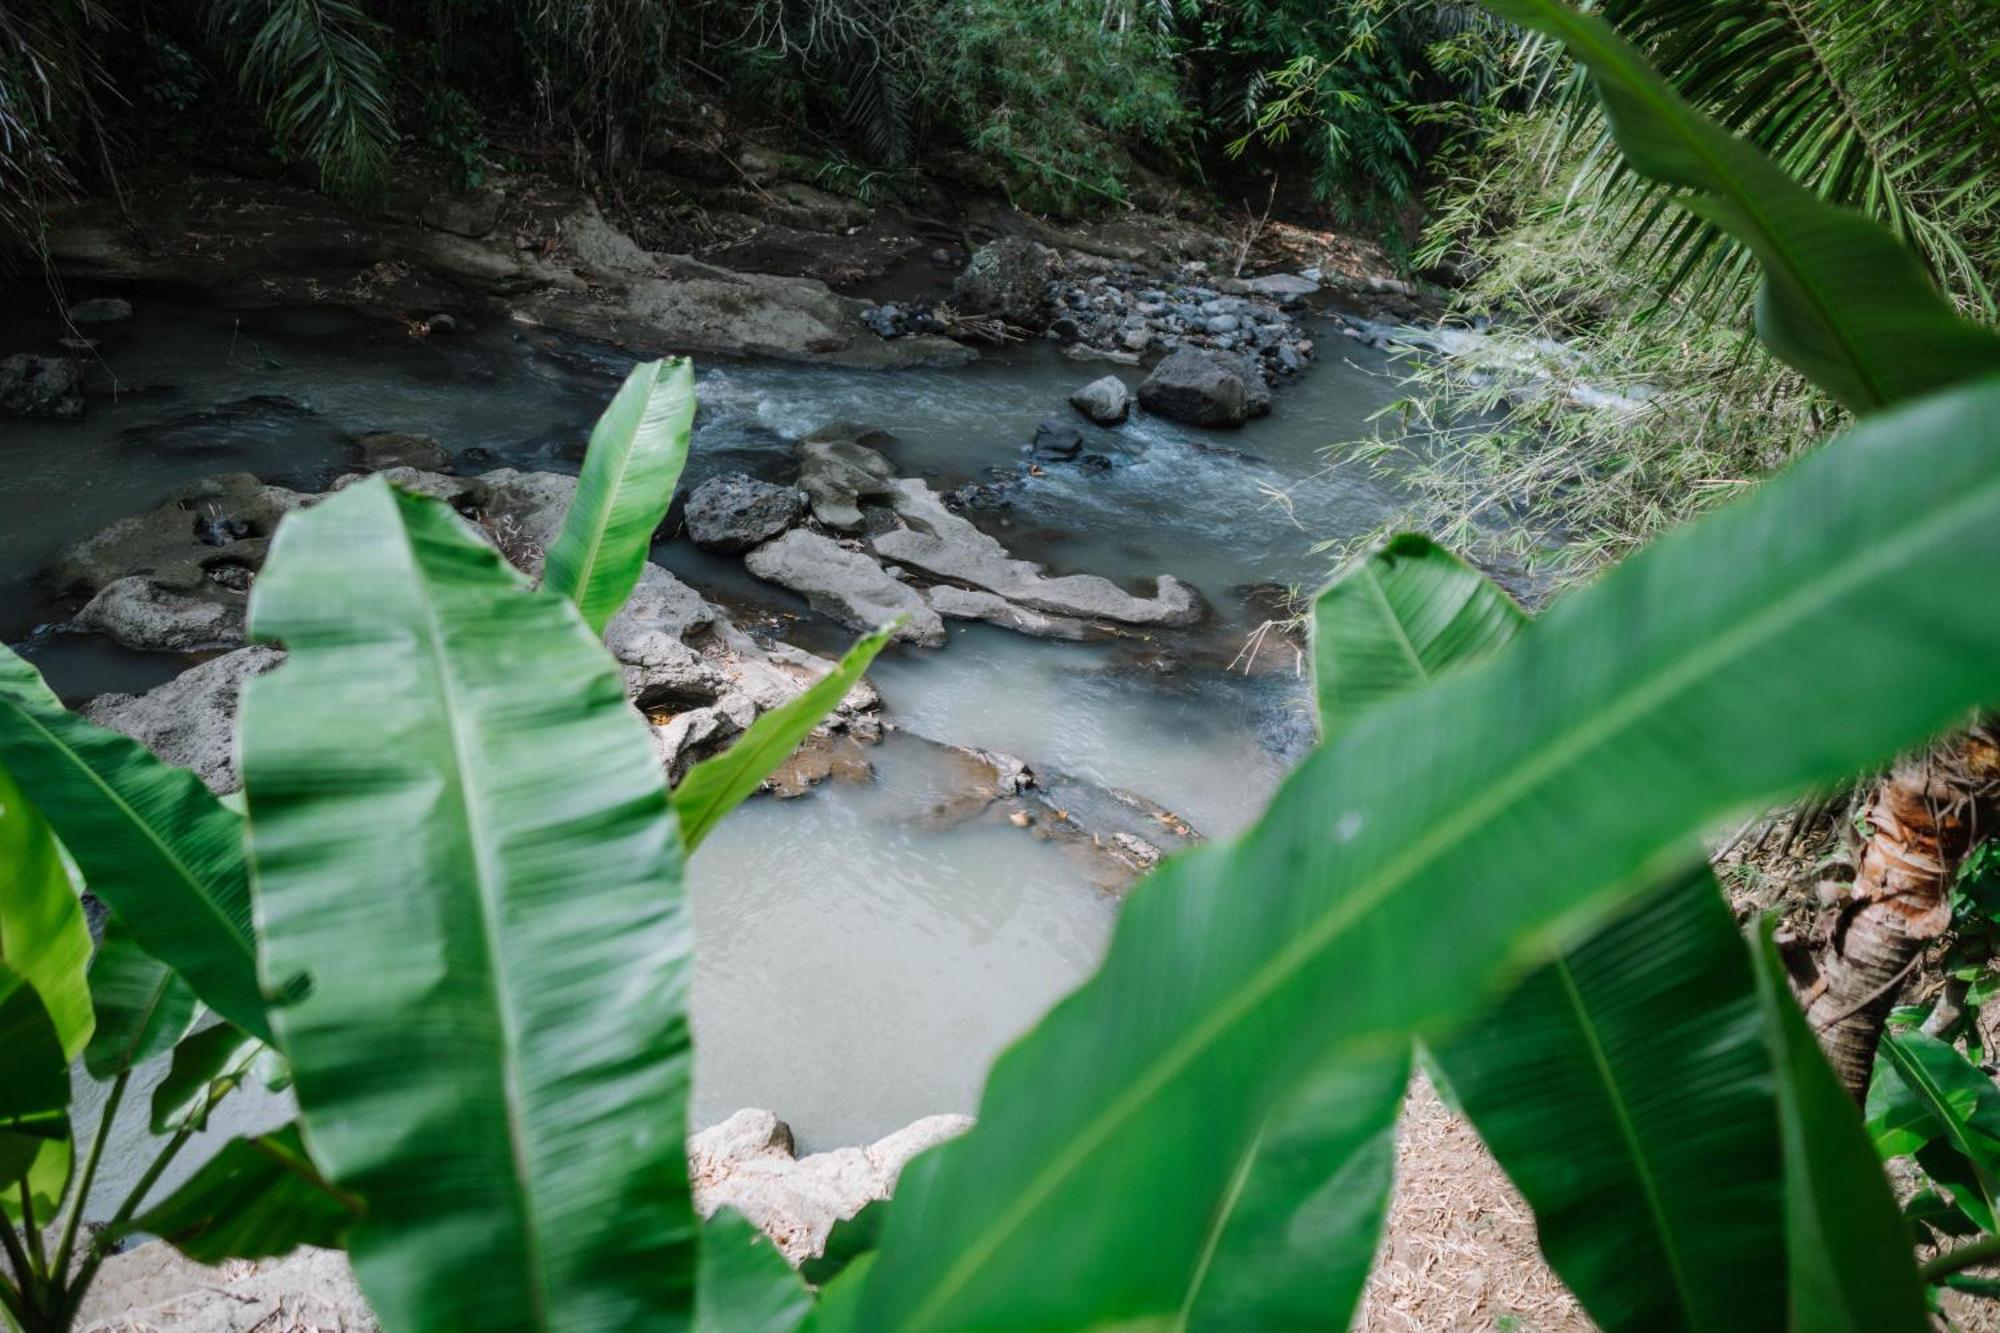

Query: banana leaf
[694,1210,811,1333]
[543,357,697,634]
[151,1023,262,1135]
[0,760,93,1060]
[1752,925,1927,1331]
[0,964,71,1221]
[1311,537,1785,1328]
[83,919,199,1081]
[133,1123,361,1263]
[0,647,266,1043]
[1871,1030,2000,1232]
[850,377,2000,1330]
[241,477,699,1331]
[673,625,891,852]
[1480,0,2000,413]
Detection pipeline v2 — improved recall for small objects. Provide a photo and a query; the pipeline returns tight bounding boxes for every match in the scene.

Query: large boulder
[68,296,133,324]
[354,431,449,472]
[689,1109,973,1265]
[50,473,314,650]
[83,646,282,793]
[925,585,1090,641]
[1136,346,1271,428]
[870,479,1202,627]
[1067,374,1129,425]
[684,473,804,553]
[1,353,84,419]
[794,425,900,531]
[947,236,1054,326]
[1028,419,1083,462]
[744,530,946,647]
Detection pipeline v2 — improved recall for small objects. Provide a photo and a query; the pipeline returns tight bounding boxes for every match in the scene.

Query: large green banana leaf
[1176,1050,1410,1328]
[1431,875,1784,1329]
[1480,0,2000,413]
[694,1211,811,1333]
[673,626,891,852]
[1311,535,1527,738]
[0,647,266,1043]
[0,963,71,1223]
[241,477,699,1331]
[1311,538,1787,1329]
[1752,926,1928,1330]
[82,919,199,1081]
[543,357,697,634]
[133,1123,361,1263]
[849,378,2000,1330]
[0,760,93,1060]
[1872,1030,2000,1231]
[0,964,69,1189]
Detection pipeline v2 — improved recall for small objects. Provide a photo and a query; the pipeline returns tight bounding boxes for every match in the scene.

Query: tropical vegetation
[6,1,2000,1331]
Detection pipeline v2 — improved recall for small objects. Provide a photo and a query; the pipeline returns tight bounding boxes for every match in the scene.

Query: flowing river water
[1,289,1421,1211]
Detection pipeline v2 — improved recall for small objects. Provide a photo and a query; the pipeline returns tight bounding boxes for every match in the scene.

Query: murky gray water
[3,289,1415,1180]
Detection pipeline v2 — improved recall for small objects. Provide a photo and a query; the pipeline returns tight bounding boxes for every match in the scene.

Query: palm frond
[207,0,394,197]
[1557,0,2000,316]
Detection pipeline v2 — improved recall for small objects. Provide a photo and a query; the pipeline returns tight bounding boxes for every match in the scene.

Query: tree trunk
[1806,720,1999,1099]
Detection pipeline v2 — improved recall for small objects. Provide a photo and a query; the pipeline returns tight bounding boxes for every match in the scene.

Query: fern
[207,0,394,197]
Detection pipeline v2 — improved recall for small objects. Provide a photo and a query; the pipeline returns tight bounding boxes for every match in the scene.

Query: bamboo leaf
[673,626,892,852]
[0,760,93,1061]
[242,476,699,1331]
[133,1124,362,1264]
[544,357,697,634]
[852,377,2000,1329]
[1751,923,1928,1331]
[1481,0,2000,412]
[0,647,267,1043]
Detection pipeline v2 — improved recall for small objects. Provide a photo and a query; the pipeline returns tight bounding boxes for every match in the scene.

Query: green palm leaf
[1484,0,2000,413]
[0,760,93,1060]
[695,1210,811,1333]
[241,476,699,1331]
[208,0,395,196]
[1752,924,1928,1331]
[673,625,891,851]
[0,646,267,1044]
[544,357,698,635]
[1313,537,1786,1329]
[850,376,2000,1329]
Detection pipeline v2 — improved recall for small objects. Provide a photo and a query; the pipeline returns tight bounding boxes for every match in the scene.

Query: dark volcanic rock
[1029,419,1084,461]
[355,431,451,472]
[948,237,1055,326]
[1,354,84,419]
[685,473,805,553]
[1137,347,1269,428]
[1067,374,1130,425]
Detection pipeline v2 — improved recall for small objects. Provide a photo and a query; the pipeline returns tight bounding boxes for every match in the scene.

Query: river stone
[355,431,450,472]
[689,1108,974,1265]
[795,425,900,531]
[871,479,1202,627]
[75,576,244,651]
[1137,346,1269,428]
[50,473,311,608]
[68,296,134,324]
[947,236,1054,326]
[1029,419,1084,461]
[1,353,84,419]
[1243,272,1319,299]
[83,646,283,794]
[1068,374,1129,425]
[926,585,1091,641]
[684,473,804,552]
[744,530,946,646]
